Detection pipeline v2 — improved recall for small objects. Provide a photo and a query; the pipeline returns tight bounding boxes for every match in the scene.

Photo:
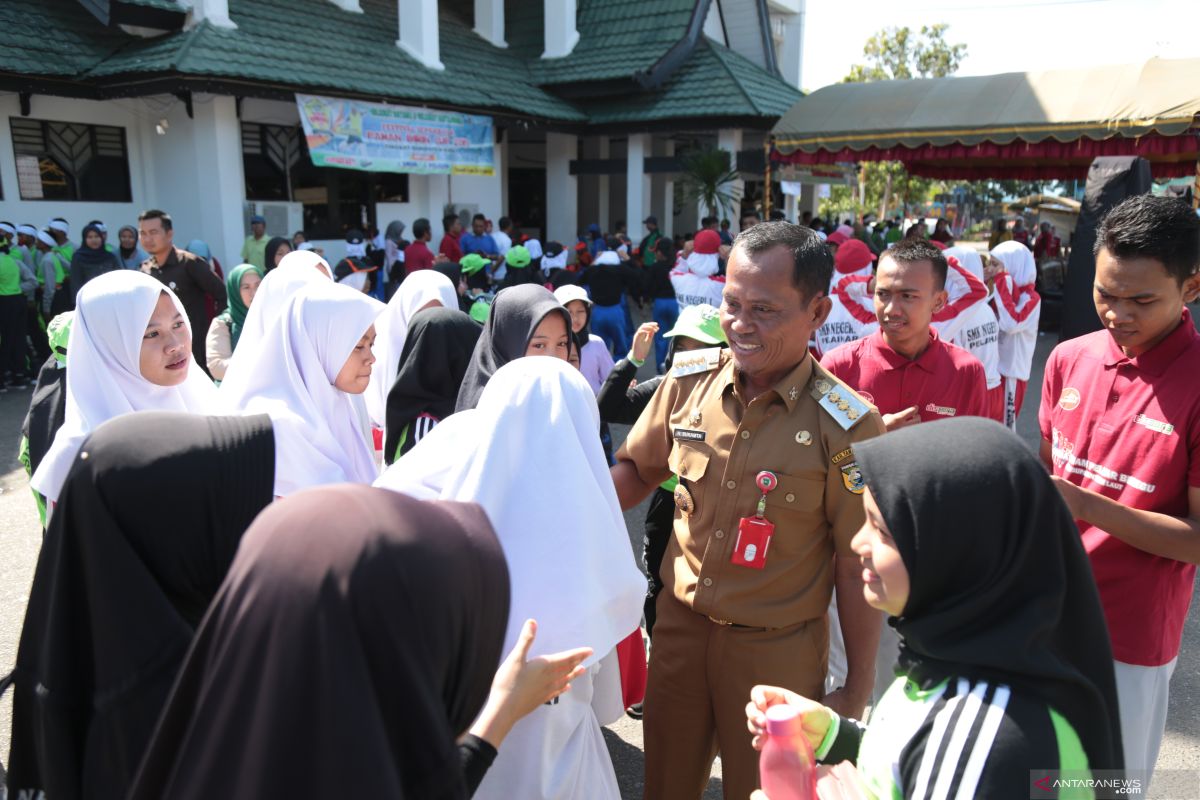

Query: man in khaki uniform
[612,222,884,800]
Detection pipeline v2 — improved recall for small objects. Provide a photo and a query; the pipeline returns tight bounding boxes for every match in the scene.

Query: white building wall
[0,94,152,245]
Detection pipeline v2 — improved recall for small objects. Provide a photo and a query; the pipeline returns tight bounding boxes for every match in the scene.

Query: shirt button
[785,493,795,503]
[714,529,725,539]
[740,430,751,440]
[726,480,737,490]
[702,577,713,587]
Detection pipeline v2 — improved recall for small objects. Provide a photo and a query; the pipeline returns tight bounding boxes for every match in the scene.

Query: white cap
[0,222,15,236]
[553,284,592,307]
[17,224,38,237]
[36,230,57,247]
[48,219,69,234]
[91,222,107,233]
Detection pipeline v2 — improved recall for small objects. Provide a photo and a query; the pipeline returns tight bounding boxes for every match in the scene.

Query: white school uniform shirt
[219,281,383,496]
[815,264,876,358]
[938,247,1001,390]
[991,241,1042,381]
[31,271,217,505]
[670,251,725,311]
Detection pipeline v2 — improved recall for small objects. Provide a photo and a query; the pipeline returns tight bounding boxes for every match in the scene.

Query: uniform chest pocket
[762,470,825,515]
[668,441,712,483]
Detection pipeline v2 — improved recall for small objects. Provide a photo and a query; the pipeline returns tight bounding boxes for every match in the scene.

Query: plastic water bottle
[759,705,817,800]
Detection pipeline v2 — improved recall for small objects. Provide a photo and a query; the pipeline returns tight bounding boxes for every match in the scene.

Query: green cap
[664,303,725,345]
[505,245,531,268]
[47,310,74,365]
[460,253,491,276]
[469,295,493,323]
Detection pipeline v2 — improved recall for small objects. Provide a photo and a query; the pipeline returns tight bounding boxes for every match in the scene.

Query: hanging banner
[295,94,495,176]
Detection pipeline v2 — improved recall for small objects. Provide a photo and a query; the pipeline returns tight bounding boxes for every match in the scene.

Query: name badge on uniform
[671,347,722,378]
[673,428,706,442]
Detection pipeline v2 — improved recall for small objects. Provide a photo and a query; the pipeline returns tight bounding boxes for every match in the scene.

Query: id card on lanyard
[731,471,777,570]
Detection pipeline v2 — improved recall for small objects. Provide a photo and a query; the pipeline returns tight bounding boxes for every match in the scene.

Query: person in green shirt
[47,217,75,263]
[638,215,663,268]
[240,214,269,270]
[748,418,1123,800]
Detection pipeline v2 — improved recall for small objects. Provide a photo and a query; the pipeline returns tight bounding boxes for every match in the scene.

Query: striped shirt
[819,675,1093,800]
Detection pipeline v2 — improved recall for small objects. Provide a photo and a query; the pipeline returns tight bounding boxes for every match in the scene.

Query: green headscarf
[217,263,264,350]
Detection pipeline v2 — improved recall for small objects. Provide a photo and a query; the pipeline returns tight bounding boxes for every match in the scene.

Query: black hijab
[128,486,511,800]
[6,411,275,800]
[20,353,67,480]
[853,417,1123,773]
[384,307,481,464]
[455,283,570,411]
[262,236,291,273]
[70,224,115,268]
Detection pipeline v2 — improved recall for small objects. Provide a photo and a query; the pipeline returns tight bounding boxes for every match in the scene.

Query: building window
[9,118,132,202]
[241,122,409,239]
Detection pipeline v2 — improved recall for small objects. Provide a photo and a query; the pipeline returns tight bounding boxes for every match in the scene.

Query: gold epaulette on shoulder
[671,347,722,378]
[810,376,871,431]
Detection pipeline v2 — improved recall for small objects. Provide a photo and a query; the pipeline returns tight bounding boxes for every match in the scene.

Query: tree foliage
[679,147,742,221]
[820,25,966,222]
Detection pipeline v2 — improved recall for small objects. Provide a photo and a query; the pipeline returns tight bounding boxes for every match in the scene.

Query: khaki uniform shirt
[618,350,885,629]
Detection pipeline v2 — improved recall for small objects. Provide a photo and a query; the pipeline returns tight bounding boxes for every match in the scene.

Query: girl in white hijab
[376,356,644,800]
[223,250,333,386]
[220,281,383,496]
[31,271,217,505]
[363,269,459,427]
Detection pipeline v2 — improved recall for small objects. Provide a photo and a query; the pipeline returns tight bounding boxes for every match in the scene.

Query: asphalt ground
[1,308,1197,799]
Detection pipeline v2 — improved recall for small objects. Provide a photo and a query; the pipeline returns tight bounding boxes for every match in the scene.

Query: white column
[800,184,820,219]
[718,128,744,233]
[626,133,650,242]
[778,9,805,90]
[397,0,444,71]
[179,0,237,28]
[498,129,509,218]
[597,137,610,233]
[546,133,578,246]
[190,96,245,266]
[663,139,675,236]
[542,0,579,59]
[475,0,505,47]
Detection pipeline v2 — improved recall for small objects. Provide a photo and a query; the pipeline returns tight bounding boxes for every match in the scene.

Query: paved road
[1,326,1197,798]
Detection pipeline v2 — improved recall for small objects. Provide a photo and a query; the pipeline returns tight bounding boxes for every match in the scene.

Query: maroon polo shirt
[1039,310,1200,666]
[820,327,990,421]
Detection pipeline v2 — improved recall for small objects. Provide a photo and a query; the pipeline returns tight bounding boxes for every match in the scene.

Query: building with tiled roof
[0,0,806,263]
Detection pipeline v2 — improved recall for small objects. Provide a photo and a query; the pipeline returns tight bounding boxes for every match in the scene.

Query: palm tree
[678,147,742,221]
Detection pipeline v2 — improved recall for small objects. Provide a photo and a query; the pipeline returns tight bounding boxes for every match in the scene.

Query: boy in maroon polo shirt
[1040,195,1200,780]
[821,239,989,701]
[821,239,990,432]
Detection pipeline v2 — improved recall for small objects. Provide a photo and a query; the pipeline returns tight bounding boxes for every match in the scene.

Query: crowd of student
[1,192,1197,800]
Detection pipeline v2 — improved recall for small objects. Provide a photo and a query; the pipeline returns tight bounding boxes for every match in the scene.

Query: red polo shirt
[820,327,990,421]
[1039,310,1200,666]
[404,240,434,275]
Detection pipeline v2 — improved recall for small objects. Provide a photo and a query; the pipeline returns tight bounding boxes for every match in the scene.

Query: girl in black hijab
[747,418,1123,799]
[128,485,589,800]
[6,411,275,800]
[455,283,571,411]
[262,236,292,273]
[69,223,121,302]
[384,307,481,464]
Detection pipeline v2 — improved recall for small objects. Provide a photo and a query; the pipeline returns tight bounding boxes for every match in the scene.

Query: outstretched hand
[631,322,659,363]
[468,619,592,749]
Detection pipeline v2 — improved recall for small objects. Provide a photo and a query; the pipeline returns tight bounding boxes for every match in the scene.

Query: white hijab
[684,250,720,277]
[363,270,459,427]
[375,357,644,664]
[223,251,332,385]
[31,271,217,504]
[992,240,1037,287]
[220,281,384,496]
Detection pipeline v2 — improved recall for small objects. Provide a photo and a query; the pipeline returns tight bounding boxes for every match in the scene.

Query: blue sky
[801,0,1200,92]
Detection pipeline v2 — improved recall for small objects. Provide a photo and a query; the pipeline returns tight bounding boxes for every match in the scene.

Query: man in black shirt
[138,209,227,376]
[575,237,642,355]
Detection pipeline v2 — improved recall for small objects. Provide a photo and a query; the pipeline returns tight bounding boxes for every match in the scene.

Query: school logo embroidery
[1058,387,1081,411]
[840,462,865,495]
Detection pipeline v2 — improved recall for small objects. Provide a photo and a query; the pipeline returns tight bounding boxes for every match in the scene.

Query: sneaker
[626,702,643,720]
